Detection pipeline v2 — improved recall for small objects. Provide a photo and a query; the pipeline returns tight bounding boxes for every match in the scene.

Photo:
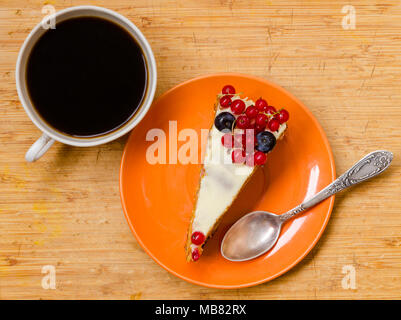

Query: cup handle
[25,133,55,162]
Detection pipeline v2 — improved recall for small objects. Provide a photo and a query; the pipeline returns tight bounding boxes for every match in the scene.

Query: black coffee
[26,16,147,137]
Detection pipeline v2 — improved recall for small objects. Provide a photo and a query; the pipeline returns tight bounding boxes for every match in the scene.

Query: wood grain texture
[0,0,400,299]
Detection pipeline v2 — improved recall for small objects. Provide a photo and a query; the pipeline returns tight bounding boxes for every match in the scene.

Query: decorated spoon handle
[279,150,393,222]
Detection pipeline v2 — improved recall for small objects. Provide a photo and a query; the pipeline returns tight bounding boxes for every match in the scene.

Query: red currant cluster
[218,85,289,166]
[190,231,205,261]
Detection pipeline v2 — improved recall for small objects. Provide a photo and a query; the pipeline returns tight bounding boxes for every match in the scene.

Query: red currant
[248,117,256,129]
[265,105,277,115]
[268,118,280,131]
[222,85,235,94]
[192,248,200,261]
[256,113,268,126]
[255,98,268,111]
[254,151,267,165]
[255,124,265,133]
[232,149,246,163]
[236,115,250,129]
[219,95,232,108]
[231,100,246,115]
[221,133,233,148]
[245,106,258,119]
[278,109,289,123]
[191,231,205,245]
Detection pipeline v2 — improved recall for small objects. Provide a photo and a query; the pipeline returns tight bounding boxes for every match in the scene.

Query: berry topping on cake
[245,106,258,119]
[233,134,243,148]
[215,112,235,132]
[230,99,246,115]
[278,109,289,123]
[215,92,288,164]
[255,124,265,133]
[222,85,236,94]
[219,95,232,108]
[192,248,200,261]
[248,118,256,129]
[236,115,250,129]
[256,113,269,127]
[268,118,280,132]
[232,149,246,163]
[255,98,268,111]
[254,151,267,165]
[191,231,205,245]
[221,133,234,148]
[256,131,276,153]
[243,131,256,152]
[265,105,277,115]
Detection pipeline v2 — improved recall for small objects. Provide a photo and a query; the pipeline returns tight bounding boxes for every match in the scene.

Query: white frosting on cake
[192,95,287,237]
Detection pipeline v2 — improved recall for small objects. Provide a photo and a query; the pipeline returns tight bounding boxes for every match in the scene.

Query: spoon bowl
[221,211,282,261]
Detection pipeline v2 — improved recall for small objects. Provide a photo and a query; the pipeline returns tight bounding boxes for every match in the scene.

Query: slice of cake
[186,85,289,261]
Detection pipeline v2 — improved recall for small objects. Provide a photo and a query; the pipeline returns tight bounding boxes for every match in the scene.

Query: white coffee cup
[16,6,157,162]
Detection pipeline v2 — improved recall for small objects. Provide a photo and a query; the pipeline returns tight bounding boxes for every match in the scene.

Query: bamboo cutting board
[0,0,400,299]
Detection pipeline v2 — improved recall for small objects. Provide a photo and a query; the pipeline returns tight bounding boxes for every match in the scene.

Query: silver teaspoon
[221,150,393,262]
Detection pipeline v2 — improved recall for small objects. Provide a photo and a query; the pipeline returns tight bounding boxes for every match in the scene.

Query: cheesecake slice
[185,85,289,261]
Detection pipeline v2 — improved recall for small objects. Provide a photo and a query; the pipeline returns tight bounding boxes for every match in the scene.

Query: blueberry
[214,112,235,132]
[256,131,276,153]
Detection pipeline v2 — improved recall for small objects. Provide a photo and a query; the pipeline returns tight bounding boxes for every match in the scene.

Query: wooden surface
[1,0,400,299]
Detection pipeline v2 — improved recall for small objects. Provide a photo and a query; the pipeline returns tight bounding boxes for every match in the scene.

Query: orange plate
[120,73,335,288]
